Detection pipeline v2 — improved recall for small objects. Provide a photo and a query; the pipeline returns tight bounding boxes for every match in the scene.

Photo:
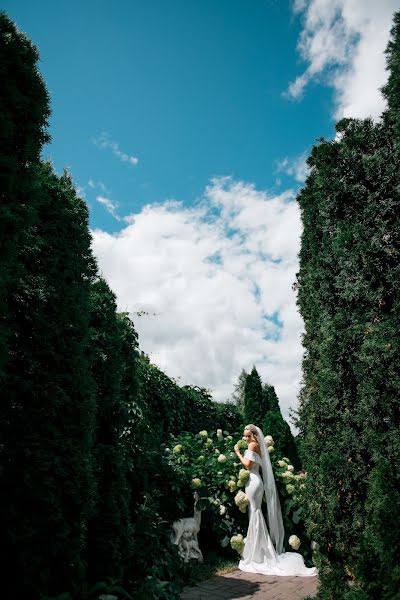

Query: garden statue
[171,492,203,562]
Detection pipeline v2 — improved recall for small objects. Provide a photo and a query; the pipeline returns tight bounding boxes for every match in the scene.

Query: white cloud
[75,184,86,198]
[94,132,139,166]
[89,179,110,193]
[91,177,304,426]
[276,152,310,183]
[96,195,122,221]
[287,0,398,120]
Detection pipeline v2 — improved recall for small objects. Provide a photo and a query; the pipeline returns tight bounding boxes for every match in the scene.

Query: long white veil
[255,426,285,554]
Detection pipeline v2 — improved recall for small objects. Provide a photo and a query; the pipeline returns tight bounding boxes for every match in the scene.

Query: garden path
[180,569,318,600]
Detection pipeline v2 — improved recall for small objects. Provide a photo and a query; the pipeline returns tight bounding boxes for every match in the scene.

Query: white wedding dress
[239,449,317,577]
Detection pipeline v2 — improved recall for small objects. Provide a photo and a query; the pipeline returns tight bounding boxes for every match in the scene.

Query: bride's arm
[234,441,255,469]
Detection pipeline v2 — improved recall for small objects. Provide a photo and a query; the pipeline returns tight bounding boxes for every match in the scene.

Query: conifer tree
[262,383,280,412]
[231,368,248,412]
[243,366,266,425]
[262,384,301,468]
[296,12,400,597]
[382,11,400,118]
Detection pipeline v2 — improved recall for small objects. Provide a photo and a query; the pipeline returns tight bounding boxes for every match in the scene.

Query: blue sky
[4,1,397,421]
[5,0,334,232]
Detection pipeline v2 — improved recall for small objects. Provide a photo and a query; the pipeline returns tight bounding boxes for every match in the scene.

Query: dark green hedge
[296,13,400,598]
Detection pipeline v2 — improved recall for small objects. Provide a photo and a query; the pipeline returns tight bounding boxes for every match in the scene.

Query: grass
[181,551,239,587]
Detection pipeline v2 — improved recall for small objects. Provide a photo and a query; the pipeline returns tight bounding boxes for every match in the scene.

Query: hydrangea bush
[163,429,315,566]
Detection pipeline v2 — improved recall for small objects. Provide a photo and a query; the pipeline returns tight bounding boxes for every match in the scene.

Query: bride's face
[243,429,253,442]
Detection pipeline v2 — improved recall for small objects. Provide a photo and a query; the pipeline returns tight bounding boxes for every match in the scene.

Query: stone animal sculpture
[171,492,203,562]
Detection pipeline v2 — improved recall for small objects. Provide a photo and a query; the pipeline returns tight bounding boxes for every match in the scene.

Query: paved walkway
[180,569,319,600]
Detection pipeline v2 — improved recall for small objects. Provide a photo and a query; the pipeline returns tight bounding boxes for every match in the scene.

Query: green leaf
[221,535,230,547]
[292,507,303,524]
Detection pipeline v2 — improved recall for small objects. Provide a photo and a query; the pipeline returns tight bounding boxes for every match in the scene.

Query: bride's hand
[234,443,240,454]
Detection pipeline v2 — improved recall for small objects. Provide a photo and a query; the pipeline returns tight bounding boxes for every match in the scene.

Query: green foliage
[262,383,280,412]
[240,367,300,469]
[165,429,314,564]
[138,360,241,439]
[263,410,301,471]
[382,11,400,116]
[354,461,400,599]
[215,401,242,432]
[182,385,241,433]
[230,368,248,411]
[0,11,50,377]
[243,366,266,425]
[296,14,400,597]
[1,162,97,597]
[85,279,136,585]
[128,498,185,600]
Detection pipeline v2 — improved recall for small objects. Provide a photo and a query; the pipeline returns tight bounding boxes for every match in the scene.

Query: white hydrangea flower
[199,430,208,438]
[191,478,202,489]
[230,533,245,554]
[264,435,274,446]
[278,460,287,468]
[282,457,290,463]
[234,490,249,513]
[218,454,227,463]
[238,468,249,482]
[237,469,249,489]
[286,484,295,494]
[217,428,223,440]
[215,448,220,454]
[173,444,182,454]
[287,465,294,472]
[219,505,226,516]
[227,479,237,492]
[268,446,274,453]
[289,535,301,550]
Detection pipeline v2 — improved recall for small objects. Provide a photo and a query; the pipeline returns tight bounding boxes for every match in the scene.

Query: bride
[233,424,317,577]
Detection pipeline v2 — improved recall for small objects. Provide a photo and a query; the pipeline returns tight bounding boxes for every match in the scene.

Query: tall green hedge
[1,161,97,597]
[138,359,241,438]
[0,11,50,378]
[85,279,135,585]
[296,12,400,599]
